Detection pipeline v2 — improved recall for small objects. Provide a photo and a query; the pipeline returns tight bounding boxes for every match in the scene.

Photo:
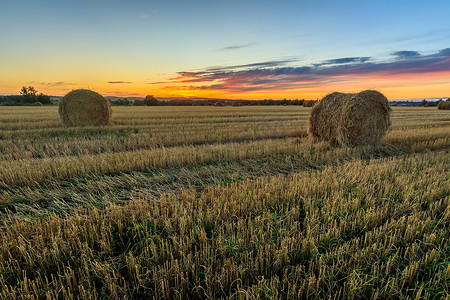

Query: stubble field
[0,106,449,299]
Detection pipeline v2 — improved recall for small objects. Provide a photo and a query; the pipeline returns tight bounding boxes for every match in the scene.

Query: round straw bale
[303,100,317,107]
[307,92,348,145]
[437,100,450,110]
[337,90,391,146]
[308,90,391,146]
[59,89,112,126]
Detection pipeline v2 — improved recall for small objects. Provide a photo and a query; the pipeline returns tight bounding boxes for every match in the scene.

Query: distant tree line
[0,86,52,106]
[110,95,311,106]
[420,99,449,107]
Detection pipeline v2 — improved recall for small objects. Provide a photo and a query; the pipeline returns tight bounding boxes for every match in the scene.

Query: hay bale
[59,89,112,126]
[337,90,391,146]
[307,92,348,145]
[303,100,317,107]
[437,101,450,110]
[31,101,43,106]
[308,90,391,146]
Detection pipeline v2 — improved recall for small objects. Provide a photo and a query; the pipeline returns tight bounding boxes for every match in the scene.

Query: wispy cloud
[140,14,148,19]
[439,48,450,56]
[315,57,371,66]
[29,81,75,87]
[150,48,450,93]
[389,30,448,43]
[206,59,298,71]
[105,90,142,97]
[392,50,421,59]
[150,59,299,85]
[108,81,132,84]
[215,42,259,51]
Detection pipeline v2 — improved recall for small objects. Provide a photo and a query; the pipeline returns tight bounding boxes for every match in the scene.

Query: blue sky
[1,0,450,99]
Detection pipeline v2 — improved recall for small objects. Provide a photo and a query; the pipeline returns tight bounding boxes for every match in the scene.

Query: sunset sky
[1,0,450,100]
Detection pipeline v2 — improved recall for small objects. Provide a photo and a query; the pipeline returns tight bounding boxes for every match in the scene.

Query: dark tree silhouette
[143,95,160,106]
[20,86,37,96]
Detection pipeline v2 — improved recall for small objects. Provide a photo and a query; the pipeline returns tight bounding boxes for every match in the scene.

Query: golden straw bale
[59,89,112,126]
[308,90,391,146]
[337,90,391,146]
[307,92,348,145]
[303,100,317,107]
[437,101,450,110]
